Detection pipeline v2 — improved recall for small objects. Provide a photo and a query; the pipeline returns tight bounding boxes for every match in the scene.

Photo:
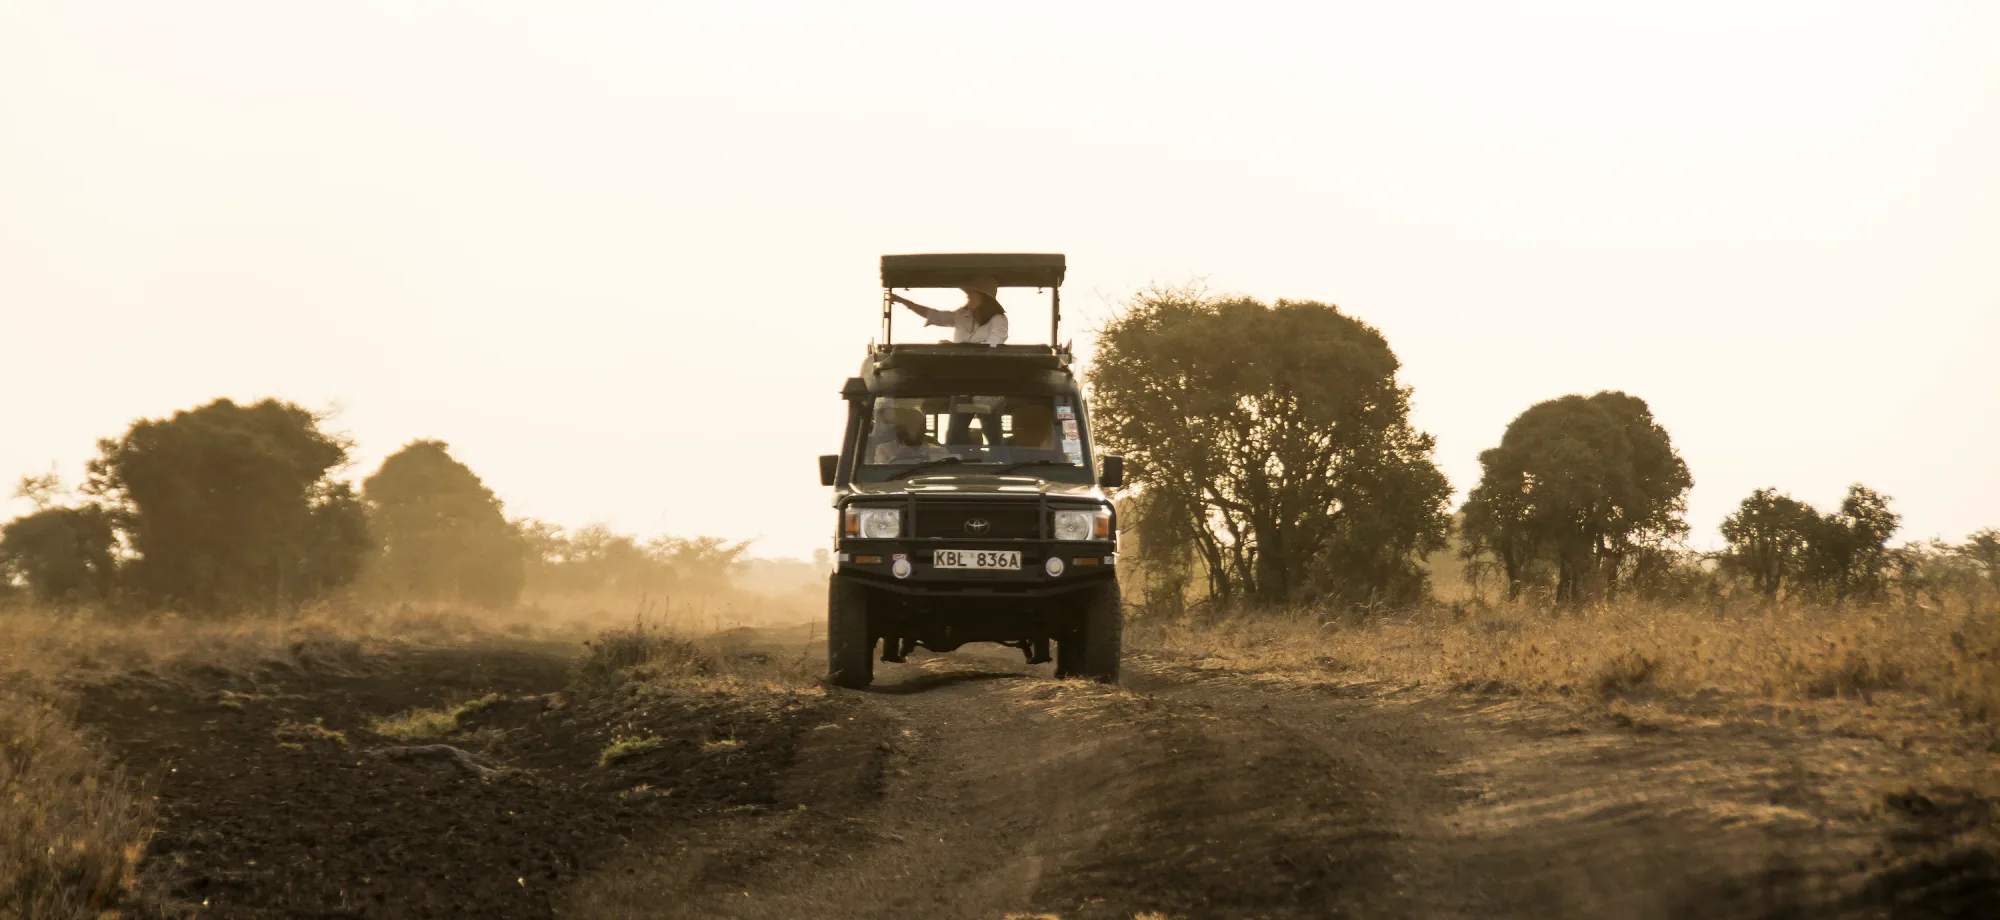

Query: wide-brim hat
[960,277,999,298]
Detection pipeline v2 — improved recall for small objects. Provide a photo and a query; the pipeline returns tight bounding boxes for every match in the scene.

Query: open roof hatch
[878,253,1066,348]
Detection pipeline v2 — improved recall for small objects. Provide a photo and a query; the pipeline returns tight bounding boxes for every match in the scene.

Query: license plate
[933,549,1021,570]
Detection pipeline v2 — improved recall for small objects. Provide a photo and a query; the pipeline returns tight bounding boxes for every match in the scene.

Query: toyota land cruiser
[817,253,1124,689]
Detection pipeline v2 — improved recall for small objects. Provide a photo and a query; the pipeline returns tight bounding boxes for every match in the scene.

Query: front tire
[1056,580,1122,683]
[827,575,873,689]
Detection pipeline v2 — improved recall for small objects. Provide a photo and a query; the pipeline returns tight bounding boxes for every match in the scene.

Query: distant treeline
[1091,285,1999,613]
[0,398,749,612]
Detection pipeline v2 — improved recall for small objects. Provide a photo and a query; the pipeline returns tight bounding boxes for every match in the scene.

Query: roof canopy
[880,253,1066,289]
[864,345,1075,395]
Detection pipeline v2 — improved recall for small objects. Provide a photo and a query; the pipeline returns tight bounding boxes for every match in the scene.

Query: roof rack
[878,253,1066,347]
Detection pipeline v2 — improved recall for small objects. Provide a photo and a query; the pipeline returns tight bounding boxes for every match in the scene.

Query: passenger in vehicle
[889,278,1008,346]
[869,405,948,464]
[1007,402,1056,450]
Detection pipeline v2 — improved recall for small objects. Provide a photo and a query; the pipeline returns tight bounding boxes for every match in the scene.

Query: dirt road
[85,635,1993,918]
[566,644,1995,920]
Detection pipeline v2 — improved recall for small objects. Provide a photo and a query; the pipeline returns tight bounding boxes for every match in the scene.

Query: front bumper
[835,539,1115,597]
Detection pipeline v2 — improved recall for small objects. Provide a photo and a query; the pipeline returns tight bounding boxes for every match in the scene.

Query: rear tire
[1056,580,1122,683]
[827,575,873,689]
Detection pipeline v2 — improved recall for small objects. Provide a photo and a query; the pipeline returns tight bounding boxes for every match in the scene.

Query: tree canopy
[0,505,116,604]
[362,440,525,607]
[1963,529,2000,595]
[518,522,750,600]
[1088,287,1451,606]
[1460,391,1692,603]
[1719,488,1817,599]
[1720,484,1901,603]
[1804,484,1902,601]
[83,398,370,611]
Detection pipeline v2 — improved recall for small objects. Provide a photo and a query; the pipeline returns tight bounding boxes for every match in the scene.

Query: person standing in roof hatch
[889,278,1009,345]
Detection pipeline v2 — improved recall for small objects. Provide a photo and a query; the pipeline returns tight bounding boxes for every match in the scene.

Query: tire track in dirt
[570,644,1998,920]
[569,649,1432,919]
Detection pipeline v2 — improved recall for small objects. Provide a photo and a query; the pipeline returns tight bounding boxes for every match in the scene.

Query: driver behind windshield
[1008,401,1056,450]
[869,405,947,464]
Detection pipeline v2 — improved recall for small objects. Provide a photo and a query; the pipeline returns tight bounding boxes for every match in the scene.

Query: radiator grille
[911,501,1040,540]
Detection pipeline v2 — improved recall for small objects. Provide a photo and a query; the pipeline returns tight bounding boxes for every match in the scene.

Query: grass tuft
[367,693,502,742]
[598,733,665,767]
[577,622,715,686]
[273,718,348,746]
[1947,613,2000,720]
[1596,650,1657,700]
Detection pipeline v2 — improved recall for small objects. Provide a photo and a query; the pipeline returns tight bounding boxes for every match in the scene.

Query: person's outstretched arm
[890,293,957,326]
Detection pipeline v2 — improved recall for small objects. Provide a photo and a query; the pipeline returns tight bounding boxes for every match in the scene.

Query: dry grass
[579,618,822,696]
[598,733,666,767]
[0,592,816,915]
[1134,598,2000,720]
[0,598,677,917]
[273,718,349,747]
[0,694,153,919]
[368,693,502,742]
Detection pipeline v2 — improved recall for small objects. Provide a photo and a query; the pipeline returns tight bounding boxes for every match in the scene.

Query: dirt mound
[75,643,829,919]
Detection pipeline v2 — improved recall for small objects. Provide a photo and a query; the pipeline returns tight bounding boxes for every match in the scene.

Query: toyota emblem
[964,518,991,535]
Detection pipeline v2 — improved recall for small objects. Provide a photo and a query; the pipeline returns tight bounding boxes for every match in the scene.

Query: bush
[576,621,714,687]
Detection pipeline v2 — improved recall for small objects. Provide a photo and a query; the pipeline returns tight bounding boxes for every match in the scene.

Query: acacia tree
[362,440,525,607]
[1963,529,2000,596]
[1797,484,1901,601]
[515,522,750,599]
[1460,392,1692,603]
[1088,287,1451,607]
[1717,483,1902,603]
[83,398,371,611]
[1720,488,1818,600]
[0,505,117,603]
[1,474,118,604]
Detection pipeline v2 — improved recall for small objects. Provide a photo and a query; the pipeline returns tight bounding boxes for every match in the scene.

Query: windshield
[858,394,1089,477]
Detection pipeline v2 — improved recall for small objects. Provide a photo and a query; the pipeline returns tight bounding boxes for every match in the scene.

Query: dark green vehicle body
[817,255,1124,688]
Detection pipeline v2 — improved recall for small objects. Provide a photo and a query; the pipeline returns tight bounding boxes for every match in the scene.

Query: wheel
[1056,580,1122,683]
[827,574,873,689]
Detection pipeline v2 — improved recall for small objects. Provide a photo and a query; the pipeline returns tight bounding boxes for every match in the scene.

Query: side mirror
[819,454,839,487]
[1098,455,1125,489]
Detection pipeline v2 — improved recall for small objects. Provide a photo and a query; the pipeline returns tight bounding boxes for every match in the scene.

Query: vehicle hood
[847,474,1104,500]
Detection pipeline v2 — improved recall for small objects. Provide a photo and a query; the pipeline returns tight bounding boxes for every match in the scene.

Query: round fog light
[1044,557,1065,577]
[892,558,913,579]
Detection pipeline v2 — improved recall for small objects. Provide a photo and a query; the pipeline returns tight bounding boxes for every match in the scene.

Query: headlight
[1055,509,1110,541]
[846,506,902,539]
[1053,510,1093,541]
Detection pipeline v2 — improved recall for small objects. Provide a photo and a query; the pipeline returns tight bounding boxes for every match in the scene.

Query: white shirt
[912,304,1008,345]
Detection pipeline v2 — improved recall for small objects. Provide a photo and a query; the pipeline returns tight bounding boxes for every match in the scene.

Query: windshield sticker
[1063,442,1084,465]
[1055,404,1075,420]
[1061,420,1080,440]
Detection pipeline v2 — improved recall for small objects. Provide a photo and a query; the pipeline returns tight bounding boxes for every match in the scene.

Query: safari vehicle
[817,253,1124,689]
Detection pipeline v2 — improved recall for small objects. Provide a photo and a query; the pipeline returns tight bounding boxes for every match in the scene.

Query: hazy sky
[4,2,1996,560]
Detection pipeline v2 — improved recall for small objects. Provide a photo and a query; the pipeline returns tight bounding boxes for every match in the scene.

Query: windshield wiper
[884,456,964,480]
[983,459,1074,476]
